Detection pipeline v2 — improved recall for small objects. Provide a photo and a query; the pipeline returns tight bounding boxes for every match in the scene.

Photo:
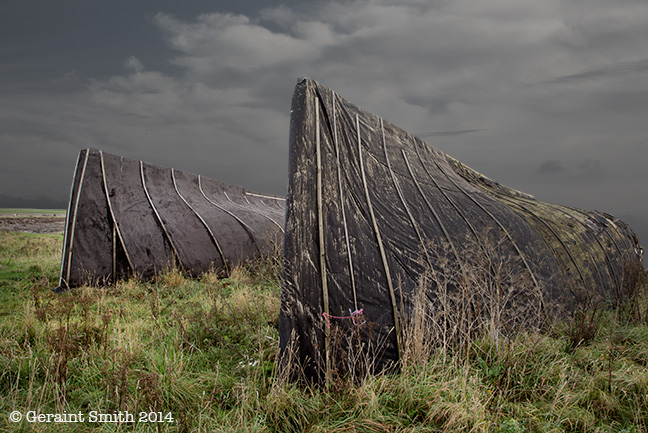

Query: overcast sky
[1,0,647,244]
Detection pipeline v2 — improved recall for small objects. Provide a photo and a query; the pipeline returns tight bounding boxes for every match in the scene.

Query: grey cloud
[153,12,328,79]
[543,58,648,84]
[538,159,565,174]
[401,94,450,116]
[577,158,607,180]
[536,158,607,181]
[415,129,482,138]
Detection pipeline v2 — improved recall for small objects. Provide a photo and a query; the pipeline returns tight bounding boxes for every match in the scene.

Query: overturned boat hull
[57,148,285,289]
[279,78,643,383]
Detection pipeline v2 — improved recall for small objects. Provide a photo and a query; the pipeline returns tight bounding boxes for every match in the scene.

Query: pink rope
[322,308,366,328]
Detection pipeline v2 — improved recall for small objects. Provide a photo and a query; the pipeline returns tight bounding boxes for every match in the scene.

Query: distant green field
[0,208,66,216]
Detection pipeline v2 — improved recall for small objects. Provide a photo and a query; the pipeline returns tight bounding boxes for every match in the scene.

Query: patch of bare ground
[0,216,65,234]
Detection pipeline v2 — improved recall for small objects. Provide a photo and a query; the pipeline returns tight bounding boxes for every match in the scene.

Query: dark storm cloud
[1,0,647,243]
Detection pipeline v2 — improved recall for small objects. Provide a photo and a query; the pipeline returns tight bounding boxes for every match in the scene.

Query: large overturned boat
[279,78,643,383]
[57,148,285,290]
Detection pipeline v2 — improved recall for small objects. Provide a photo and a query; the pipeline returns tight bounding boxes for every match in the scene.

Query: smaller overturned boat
[57,148,285,290]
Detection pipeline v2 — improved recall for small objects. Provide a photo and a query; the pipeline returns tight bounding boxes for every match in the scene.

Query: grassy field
[1,230,647,432]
